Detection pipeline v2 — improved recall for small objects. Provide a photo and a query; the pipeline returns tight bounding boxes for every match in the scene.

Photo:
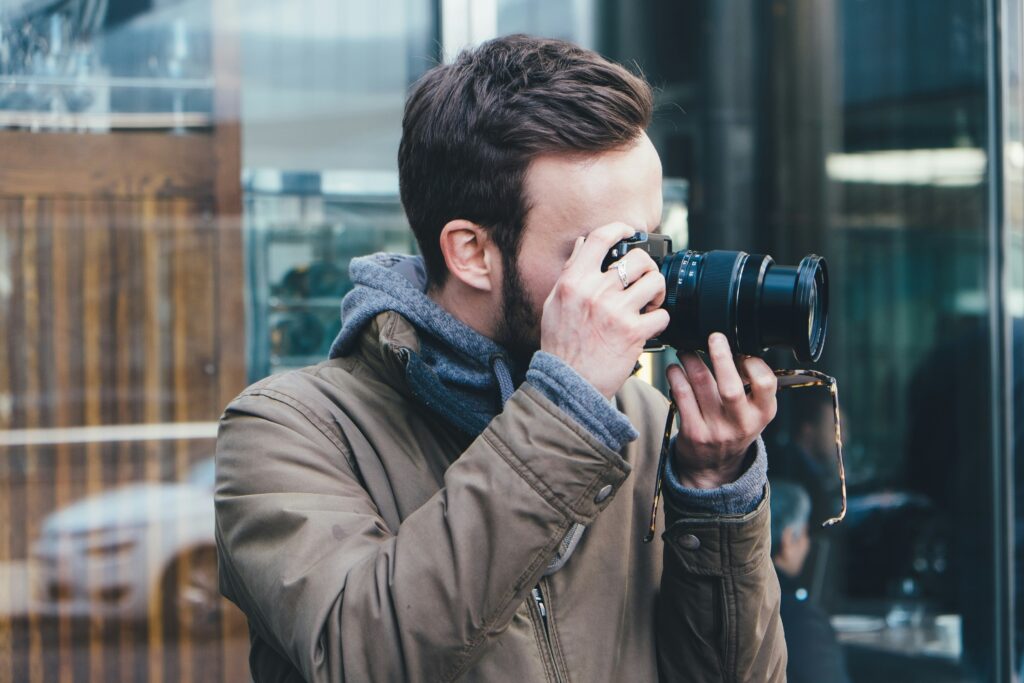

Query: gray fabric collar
[329,253,519,434]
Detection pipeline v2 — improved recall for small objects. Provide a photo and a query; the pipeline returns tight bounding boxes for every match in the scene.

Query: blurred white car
[30,458,223,634]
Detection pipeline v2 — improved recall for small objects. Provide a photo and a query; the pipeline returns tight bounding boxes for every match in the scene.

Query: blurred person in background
[772,391,843,525]
[772,479,850,683]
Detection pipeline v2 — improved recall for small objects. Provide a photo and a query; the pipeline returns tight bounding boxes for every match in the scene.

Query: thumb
[563,236,585,270]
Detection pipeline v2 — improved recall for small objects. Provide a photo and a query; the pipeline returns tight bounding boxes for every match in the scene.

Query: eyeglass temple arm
[643,369,847,544]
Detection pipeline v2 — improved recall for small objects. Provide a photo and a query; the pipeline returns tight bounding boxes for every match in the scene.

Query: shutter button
[594,484,613,503]
[679,534,701,550]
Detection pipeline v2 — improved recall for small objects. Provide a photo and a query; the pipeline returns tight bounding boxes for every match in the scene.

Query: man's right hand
[539,222,670,400]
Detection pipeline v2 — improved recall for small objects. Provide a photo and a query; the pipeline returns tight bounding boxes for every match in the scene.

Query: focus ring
[696,251,744,349]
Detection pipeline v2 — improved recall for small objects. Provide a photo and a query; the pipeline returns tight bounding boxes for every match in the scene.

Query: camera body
[603,232,829,363]
[602,231,674,269]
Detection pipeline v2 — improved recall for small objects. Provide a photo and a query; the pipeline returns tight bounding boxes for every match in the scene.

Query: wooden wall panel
[0,189,247,682]
[0,0,247,678]
[0,132,218,200]
[0,196,223,433]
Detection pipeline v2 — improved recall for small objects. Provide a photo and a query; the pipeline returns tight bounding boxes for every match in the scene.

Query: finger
[667,363,706,428]
[734,355,752,386]
[615,247,659,282]
[739,355,778,416]
[622,270,666,312]
[602,249,661,301]
[571,223,640,273]
[563,235,585,270]
[637,307,670,341]
[678,350,720,410]
[707,332,746,410]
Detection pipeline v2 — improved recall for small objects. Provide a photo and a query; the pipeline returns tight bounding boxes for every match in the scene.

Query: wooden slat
[21,196,44,683]
[141,195,168,683]
[47,197,75,683]
[112,199,141,683]
[81,198,109,683]
[5,199,30,683]
[0,131,218,201]
[212,0,247,425]
[0,199,17,683]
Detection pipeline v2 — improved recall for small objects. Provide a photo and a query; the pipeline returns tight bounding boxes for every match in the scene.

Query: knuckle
[689,369,713,388]
[627,248,655,270]
[555,279,577,300]
[671,380,691,398]
[581,290,601,310]
[689,431,711,448]
[720,384,744,402]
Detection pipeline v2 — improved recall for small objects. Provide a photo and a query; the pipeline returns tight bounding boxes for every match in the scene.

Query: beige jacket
[214,311,786,682]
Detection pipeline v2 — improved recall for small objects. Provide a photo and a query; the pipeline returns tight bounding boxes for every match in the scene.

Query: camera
[603,233,829,362]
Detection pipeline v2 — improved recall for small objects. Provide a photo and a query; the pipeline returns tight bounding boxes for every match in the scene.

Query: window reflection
[533,0,1006,680]
[245,170,417,379]
[0,0,435,681]
[1,0,1020,681]
[0,0,214,131]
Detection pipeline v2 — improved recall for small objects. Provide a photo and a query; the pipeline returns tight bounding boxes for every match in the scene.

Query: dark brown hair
[398,34,653,286]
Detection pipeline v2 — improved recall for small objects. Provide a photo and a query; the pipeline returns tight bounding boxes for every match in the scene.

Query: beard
[494,252,541,367]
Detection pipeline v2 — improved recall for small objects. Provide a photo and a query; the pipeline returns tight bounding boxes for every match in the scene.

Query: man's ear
[438,219,497,292]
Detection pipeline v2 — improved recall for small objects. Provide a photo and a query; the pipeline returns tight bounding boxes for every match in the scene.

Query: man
[215,35,785,682]
[770,480,850,683]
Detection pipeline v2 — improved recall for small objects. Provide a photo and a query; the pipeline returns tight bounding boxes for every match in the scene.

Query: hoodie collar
[330,254,507,364]
[330,253,521,435]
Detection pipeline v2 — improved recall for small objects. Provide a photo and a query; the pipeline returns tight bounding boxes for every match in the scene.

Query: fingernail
[710,332,727,347]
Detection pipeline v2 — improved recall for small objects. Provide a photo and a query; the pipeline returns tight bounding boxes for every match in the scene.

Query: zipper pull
[531,586,547,619]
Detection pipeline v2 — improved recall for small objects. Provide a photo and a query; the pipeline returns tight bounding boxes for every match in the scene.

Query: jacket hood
[329,253,520,435]
[329,253,505,368]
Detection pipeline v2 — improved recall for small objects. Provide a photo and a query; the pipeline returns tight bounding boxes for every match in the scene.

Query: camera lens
[658,250,829,362]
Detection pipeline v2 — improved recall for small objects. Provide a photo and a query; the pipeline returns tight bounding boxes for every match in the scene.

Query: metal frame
[986,0,1024,677]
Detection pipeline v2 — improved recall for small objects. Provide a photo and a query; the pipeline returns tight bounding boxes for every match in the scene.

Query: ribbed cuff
[525,351,639,453]
[664,435,768,516]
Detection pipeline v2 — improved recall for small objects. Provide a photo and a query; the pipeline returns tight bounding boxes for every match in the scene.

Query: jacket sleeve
[214,382,630,683]
[656,485,788,682]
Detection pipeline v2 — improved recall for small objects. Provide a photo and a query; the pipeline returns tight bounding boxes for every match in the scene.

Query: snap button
[594,484,613,503]
[679,534,701,550]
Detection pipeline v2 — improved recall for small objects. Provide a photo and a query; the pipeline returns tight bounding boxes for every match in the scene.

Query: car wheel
[160,545,222,638]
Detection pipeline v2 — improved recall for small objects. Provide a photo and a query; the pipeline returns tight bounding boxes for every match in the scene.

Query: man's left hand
[666,332,778,489]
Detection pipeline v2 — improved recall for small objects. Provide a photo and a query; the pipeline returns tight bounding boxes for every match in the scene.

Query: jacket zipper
[531,581,565,683]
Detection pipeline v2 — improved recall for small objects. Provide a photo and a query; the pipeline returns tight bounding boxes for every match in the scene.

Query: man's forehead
[524,135,663,236]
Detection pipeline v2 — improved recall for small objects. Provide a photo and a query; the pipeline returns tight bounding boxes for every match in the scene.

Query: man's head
[770,480,812,578]
[398,34,659,360]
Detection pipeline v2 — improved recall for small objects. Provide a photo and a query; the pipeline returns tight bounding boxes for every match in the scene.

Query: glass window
[1006,0,1024,678]
[504,0,1018,680]
[2,0,1021,680]
[0,1,435,681]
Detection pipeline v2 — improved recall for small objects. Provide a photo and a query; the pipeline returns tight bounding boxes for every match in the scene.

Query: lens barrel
[658,249,829,362]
